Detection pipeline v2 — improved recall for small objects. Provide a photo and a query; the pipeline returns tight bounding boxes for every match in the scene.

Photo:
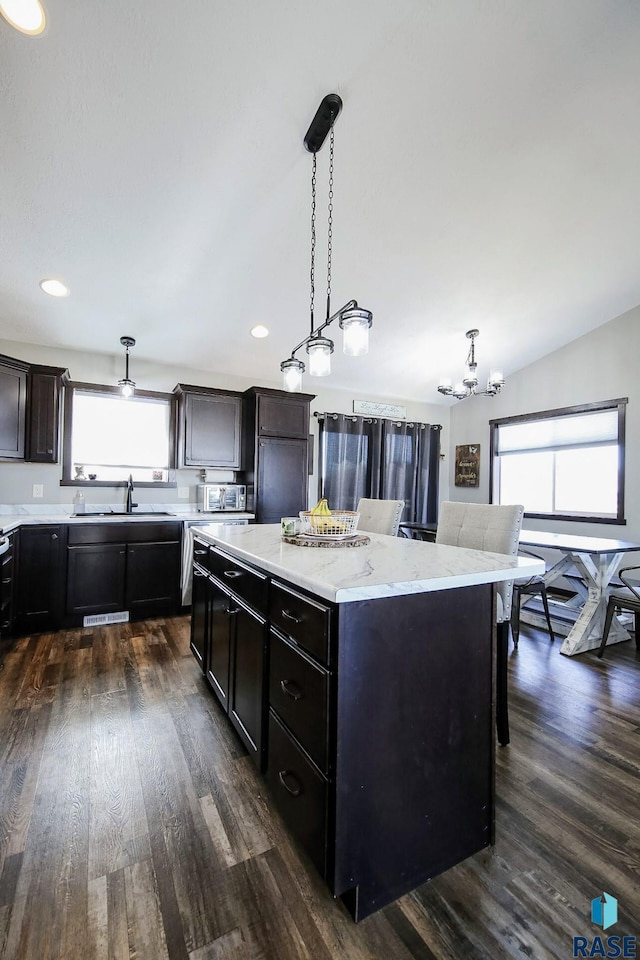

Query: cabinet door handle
[193,570,205,578]
[223,570,242,579]
[281,608,302,624]
[51,533,58,540]
[278,770,302,797]
[280,679,303,701]
[194,549,208,556]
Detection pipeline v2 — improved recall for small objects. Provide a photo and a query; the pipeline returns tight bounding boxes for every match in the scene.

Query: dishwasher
[181,517,250,605]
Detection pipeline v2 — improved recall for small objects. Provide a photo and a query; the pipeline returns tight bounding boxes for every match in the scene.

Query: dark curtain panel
[319,414,441,521]
[320,414,382,511]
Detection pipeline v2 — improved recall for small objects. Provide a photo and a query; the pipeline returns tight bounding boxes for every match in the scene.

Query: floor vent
[83,611,130,627]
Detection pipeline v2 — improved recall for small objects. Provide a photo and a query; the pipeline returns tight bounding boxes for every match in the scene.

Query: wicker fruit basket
[298,510,360,537]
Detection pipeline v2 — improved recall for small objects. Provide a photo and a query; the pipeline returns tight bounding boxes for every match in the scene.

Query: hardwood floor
[0,617,638,959]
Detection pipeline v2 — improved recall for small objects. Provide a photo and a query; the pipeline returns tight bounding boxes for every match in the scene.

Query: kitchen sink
[71,511,175,517]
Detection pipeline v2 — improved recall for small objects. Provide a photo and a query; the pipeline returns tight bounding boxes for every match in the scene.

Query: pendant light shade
[118,336,136,398]
[306,336,334,377]
[281,357,305,392]
[339,307,372,356]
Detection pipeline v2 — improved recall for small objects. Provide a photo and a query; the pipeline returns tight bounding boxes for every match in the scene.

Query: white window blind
[496,410,618,455]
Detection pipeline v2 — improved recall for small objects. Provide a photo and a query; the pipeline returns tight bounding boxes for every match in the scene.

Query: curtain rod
[313,411,442,429]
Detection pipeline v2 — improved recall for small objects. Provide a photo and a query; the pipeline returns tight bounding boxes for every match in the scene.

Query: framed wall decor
[455,444,480,487]
[353,400,407,419]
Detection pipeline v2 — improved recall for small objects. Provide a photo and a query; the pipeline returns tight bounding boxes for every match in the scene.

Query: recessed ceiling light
[251,325,269,339]
[0,0,46,36]
[39,278,69,297]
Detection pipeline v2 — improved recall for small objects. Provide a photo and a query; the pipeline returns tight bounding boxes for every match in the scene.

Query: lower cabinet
[65,522,182,625]
[0,531,16,644]
[191,543,495,922]
[190,539,268,769]
[16,525,63,633]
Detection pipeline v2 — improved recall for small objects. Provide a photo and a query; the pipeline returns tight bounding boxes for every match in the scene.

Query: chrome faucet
[126,474,138,514]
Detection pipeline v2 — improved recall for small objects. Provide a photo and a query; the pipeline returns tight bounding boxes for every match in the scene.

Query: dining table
[518,529,640,656]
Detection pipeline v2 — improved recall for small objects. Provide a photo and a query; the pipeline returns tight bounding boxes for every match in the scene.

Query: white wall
[447,304,640,540]
[0,339,449,509]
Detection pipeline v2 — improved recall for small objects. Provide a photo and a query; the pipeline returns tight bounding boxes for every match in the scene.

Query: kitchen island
[191,523,542,921]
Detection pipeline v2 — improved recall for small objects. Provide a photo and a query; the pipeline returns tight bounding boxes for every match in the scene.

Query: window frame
[489,398,627,524]
[61,381,177,487]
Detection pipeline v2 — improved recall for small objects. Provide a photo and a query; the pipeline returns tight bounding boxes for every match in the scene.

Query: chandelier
[280,94,373,393]
[437,329,504,400]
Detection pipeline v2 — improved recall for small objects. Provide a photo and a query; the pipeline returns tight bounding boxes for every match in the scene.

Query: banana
[310,498,333,531]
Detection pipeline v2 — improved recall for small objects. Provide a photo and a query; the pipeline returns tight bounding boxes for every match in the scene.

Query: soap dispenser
[73,490,85,514]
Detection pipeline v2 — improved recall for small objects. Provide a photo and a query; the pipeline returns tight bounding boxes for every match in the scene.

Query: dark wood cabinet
[0,531,16,643]
[189,532,495,922]
[242,387,314,523]
[206,575,233,707]
[189,565,209,670]
[26,365,69,463]
[16,525,63,633]
[256,393,310,439]
[0,355,28,460]
[190,541,268,768]
[0,355,68,462]
[174,384,242,468]
[65,522,182,624]
[126,540,181,615]
[66,542,126,616]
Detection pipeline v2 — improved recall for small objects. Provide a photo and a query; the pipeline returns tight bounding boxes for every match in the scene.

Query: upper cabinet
[256,393,311,439]
[0,354,68,463]
[242,387,315,523]
[0,355,28,459]
[26,365,70,463]
[174,384,243,468]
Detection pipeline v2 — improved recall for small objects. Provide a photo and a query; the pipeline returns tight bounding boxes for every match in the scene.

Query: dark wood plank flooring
[0,617,638,959]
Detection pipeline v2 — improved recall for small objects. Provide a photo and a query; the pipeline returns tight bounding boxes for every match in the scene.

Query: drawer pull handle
[194,549,208,556]
[281,609,302,624]
[223,570,243,579]
[280,679,303,701]
[278,770,302,797]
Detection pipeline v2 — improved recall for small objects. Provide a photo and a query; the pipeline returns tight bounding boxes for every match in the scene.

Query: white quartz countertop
[194,523,545,604]
[0,511,254,534]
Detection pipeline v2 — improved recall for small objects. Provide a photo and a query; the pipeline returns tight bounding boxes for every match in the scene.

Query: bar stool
[511,549,555,647]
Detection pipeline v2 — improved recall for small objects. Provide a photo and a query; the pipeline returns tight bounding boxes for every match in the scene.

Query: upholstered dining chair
[435,500,524,747]
[596,565,640,658]
[356,498,405,537]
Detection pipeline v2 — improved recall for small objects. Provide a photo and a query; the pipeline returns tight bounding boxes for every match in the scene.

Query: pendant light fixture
[280,94,373,392]
[118,336,136,398]
[437,329,505,400]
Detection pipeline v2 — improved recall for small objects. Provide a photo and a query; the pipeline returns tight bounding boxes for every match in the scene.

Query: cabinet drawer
[270,581,330,664]
[266,709,328,878]
[68,521,181,545]
[270,629,329,773]
[209,547,268,614]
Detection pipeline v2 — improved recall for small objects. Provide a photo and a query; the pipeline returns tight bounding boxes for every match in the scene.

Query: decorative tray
[282,533,371,548]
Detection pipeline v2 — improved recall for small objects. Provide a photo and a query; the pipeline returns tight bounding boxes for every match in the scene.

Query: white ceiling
[1,0,640,403]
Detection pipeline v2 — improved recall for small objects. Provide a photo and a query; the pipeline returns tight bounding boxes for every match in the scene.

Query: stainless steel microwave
[197,484,246,512]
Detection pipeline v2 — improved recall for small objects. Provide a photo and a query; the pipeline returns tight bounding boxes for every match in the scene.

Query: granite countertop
[195,523,545,604]
[0,511,255,534]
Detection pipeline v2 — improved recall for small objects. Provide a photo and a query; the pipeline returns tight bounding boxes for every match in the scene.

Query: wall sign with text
[455,444,480,487]
[353,400,407,418]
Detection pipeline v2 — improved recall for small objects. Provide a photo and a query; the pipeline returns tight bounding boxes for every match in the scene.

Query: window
[490,399,626,522]
[62,383,174,485]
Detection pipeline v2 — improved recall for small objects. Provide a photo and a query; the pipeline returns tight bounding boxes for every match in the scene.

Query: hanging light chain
[326,123,334,320]
[309,152,317,335]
